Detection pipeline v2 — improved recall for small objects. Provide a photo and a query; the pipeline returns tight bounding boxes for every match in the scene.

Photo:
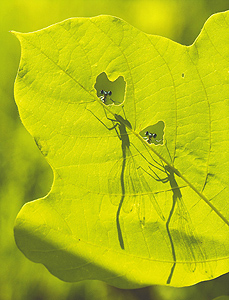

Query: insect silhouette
[137,150,210,281]
[88,107,165,226]
[99,108,165,224]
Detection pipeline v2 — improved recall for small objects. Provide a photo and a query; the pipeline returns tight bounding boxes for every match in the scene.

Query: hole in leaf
[139,121,165,145]
[94,72,126,106]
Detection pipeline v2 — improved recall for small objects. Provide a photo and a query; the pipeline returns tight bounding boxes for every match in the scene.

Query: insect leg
[86,108,118,131]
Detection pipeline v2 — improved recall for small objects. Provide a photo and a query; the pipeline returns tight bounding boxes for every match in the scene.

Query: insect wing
[136,166,165,221]
[108,153,139,213]
[108,149,165,224]
[108,157,124,206]
[122,153,143,215]
[171,197,209,273]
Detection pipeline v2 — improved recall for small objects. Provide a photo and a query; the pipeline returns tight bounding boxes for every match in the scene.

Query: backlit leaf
[13,11,229,288]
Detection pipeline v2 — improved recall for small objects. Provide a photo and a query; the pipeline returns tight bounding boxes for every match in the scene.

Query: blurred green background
[1,0,229,299]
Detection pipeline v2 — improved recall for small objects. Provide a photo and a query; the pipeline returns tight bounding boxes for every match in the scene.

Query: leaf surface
[13,12,229,287]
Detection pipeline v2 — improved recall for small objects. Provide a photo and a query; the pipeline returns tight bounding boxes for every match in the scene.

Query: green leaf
[13,11,229,288]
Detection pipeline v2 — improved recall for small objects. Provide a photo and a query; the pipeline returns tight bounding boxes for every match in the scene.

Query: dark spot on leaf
[34,137,49,157]
[18,65,28,79]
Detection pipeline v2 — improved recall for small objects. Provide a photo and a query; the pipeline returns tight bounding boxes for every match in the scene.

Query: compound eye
[100,90,104,94]
[152,133,157,138]
[108,91,112,96]
[145,131,149,136]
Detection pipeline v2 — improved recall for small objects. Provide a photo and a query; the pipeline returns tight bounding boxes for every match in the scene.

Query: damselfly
[138,150,210,275]
[99,90,114,104]
[89,107,165,224]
